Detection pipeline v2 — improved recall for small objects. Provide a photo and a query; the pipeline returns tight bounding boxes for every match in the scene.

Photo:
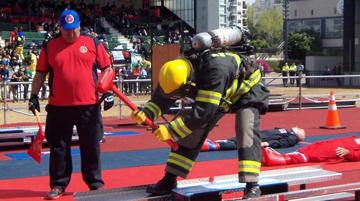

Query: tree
[288,31,322,60]
[255,9,283,48]
[250,39,270,50]
[247,4,256,36]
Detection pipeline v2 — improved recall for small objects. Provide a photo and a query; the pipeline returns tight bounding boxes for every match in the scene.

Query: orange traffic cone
[320,91,346,129]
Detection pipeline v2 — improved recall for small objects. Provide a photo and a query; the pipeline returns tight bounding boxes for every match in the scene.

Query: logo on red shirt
[65,14,74,24]
[80,46,88,53]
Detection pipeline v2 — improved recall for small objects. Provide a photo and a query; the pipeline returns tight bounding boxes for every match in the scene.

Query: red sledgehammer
[97,68,179,150]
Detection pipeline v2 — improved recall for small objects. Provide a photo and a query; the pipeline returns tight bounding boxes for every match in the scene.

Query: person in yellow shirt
[281,62,289,87]
[142,59,151,69]
[15,36,24,61]
[289,63,297,86]
[28,49,37,76]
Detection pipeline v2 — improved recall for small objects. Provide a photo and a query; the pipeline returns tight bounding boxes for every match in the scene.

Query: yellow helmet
[159,58,192,94]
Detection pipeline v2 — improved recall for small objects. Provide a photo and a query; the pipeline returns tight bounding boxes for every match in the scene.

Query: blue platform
[173,178,288,201]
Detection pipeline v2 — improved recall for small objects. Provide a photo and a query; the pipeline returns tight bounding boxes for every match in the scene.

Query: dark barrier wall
[355,1,360,72]
[343,0,360,72]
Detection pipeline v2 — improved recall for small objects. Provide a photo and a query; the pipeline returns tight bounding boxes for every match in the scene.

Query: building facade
[287,0,359,72]
[195,0,247,33]
[150,0,247,33]
[288,0,343,50]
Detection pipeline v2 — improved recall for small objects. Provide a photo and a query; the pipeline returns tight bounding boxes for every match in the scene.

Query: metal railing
[1,74,360,124]
[263,73,360,106]
[0,78,152,124]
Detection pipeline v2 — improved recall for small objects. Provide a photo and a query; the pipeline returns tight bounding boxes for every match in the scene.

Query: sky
[246,0,255,5]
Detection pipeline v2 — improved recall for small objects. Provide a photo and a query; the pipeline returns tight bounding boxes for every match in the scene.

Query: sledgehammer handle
[111,85,179,151]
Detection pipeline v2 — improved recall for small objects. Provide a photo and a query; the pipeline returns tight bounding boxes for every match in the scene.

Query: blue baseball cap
[60,9,80,30]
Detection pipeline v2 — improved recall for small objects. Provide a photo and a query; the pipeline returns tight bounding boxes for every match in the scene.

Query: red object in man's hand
[111,85,179,151]
[96,68,179,151]
[96,68,115,93]
[27,112,45,164]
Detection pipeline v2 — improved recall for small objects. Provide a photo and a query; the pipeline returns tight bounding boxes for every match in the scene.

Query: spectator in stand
[1,53,10,67]
[0,8,8,21]
[139,67,148,93]
[17,26,25,43]
[3,41,12,55]
[22,66,32,101]
[28,49,37,75]
[10,66,24,101]
[142,59,151,77]
[10,51,20,67]
[168,30,180,44]
[122,50,130,62]
[0,63,9,99]
[14,32,25,61]
[0,63,9,81]
[10,27,18,48]
[153,7,161,21]
[9,63,16,89]
[119,65,129,94]
[130,62,141,94]
[143,0,150,9]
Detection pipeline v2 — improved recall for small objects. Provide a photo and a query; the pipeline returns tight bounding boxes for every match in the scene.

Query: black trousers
[289,71,296,85]
[282,71,288,86]
[45,104,104,190]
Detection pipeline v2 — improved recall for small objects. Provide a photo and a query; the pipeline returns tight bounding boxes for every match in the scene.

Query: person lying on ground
[201,127,306,151]
[262,136,360,166]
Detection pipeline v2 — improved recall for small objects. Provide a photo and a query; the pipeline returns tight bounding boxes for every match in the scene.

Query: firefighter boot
[242,182,261,199]
[146,172,177,195]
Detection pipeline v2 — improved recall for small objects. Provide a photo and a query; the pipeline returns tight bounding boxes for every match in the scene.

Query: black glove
[28,94,40,115]
[99,92,114,111]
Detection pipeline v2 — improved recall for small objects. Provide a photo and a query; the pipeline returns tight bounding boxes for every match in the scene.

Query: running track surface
[1,107,360,201]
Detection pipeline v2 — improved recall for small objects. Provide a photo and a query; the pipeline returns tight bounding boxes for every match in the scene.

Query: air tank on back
[191,26,243,51]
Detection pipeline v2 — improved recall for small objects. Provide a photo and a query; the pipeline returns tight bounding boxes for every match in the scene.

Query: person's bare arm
[261,142,269,147]
[30,72,47,95]
[335,147,350,158]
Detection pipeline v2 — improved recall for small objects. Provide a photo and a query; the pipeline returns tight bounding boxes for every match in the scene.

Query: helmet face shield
[160,82,195,100]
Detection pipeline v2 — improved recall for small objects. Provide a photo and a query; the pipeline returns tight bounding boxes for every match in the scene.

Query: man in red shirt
[28,9,112,200]
[10,26,18,48]
[262,136,360,166]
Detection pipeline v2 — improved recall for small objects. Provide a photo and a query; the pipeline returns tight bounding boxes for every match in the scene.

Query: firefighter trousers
[236,107,262,183]
[164,107,261,183]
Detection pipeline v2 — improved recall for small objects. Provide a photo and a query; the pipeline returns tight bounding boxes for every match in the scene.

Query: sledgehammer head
[96,68,115,93]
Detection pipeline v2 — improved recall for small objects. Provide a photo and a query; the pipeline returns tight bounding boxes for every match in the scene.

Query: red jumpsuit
[262,136,360,166]
[298,136,360,162]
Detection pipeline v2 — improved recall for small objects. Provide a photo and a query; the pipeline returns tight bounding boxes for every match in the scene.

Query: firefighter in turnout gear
[132,50,269,199]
